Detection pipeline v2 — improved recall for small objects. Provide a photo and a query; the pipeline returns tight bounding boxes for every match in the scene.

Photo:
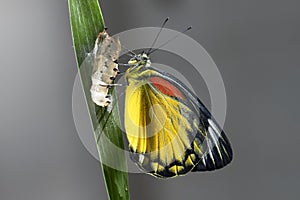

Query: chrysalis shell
[90,30,121,108]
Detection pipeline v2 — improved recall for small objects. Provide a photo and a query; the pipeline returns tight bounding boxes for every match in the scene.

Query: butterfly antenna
[148,26,192,55]
[121,44,137,57]
[147,17,170,54]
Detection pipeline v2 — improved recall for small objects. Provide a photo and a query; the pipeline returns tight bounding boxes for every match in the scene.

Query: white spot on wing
[139,154,145,164]
[208,120,223,161]
[208,119,222,138]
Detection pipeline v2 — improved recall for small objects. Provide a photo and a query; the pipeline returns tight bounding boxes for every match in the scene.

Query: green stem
[68,0,130,199]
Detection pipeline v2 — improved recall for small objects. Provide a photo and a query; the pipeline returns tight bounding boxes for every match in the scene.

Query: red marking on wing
[149,76,185,99]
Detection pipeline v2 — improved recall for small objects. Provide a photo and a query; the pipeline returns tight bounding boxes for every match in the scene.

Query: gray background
[0,0,299,200]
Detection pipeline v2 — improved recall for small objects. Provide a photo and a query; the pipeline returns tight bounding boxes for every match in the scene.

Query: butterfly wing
[124,66,232,178]
[158,70,233,172]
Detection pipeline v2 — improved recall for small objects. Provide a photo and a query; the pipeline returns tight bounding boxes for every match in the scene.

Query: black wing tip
[192,153,233,172]
[192,131,233,172]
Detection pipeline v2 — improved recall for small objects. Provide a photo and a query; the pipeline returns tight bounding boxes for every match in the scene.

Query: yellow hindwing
[125,72,205,178]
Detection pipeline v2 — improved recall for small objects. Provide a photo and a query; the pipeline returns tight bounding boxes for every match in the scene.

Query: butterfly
[123,52,233,178]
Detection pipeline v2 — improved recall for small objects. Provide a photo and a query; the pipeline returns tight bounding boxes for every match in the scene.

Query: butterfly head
[128,53,151,69]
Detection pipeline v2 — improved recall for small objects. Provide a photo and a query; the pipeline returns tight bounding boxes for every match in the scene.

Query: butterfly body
[124,53,233,178]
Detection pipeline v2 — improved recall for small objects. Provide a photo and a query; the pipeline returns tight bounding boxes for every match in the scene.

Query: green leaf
[68,0,130,200]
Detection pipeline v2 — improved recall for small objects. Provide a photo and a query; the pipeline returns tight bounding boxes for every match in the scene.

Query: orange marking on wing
[149,76,185,99]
